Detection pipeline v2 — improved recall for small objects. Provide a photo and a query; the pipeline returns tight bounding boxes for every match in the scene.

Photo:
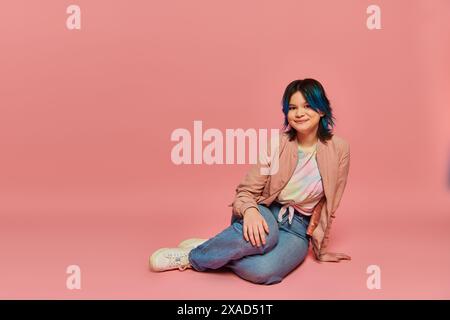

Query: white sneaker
[177,238,208,250]
[149,247,193,272]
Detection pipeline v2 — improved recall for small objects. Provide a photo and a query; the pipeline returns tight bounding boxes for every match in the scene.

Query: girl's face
[287,91,324,136]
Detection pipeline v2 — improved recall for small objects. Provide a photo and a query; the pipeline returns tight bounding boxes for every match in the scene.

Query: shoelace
[165,251,191,271]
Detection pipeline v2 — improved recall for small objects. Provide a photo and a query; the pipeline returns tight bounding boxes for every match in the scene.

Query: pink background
[0,0,449,299]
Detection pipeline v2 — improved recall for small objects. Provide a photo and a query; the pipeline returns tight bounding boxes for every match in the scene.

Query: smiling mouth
[295,120,308,124]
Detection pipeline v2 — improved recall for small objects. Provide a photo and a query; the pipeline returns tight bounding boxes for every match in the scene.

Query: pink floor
[1,185,449,299]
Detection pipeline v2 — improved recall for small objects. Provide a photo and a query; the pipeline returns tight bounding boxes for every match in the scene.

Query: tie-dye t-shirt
[276,143,324,224]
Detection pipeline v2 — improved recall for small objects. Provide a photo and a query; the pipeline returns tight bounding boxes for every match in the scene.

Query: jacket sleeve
[230,161,270,218]
[229,134,281,218]
[318,142,350,256]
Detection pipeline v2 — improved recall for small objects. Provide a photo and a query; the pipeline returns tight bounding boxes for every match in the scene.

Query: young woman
[149,78,351,285]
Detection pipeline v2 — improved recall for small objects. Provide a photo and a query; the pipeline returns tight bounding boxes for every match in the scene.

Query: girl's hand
[318,252,351,262]
[242,208,270,247]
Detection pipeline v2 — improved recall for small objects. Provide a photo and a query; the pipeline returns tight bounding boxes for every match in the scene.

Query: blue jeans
[188,201,311,285]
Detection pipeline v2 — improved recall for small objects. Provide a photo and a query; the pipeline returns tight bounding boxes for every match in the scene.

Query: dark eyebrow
[288,102,309,106]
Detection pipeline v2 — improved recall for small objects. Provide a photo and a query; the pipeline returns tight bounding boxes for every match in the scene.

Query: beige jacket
[229,131,350,261]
